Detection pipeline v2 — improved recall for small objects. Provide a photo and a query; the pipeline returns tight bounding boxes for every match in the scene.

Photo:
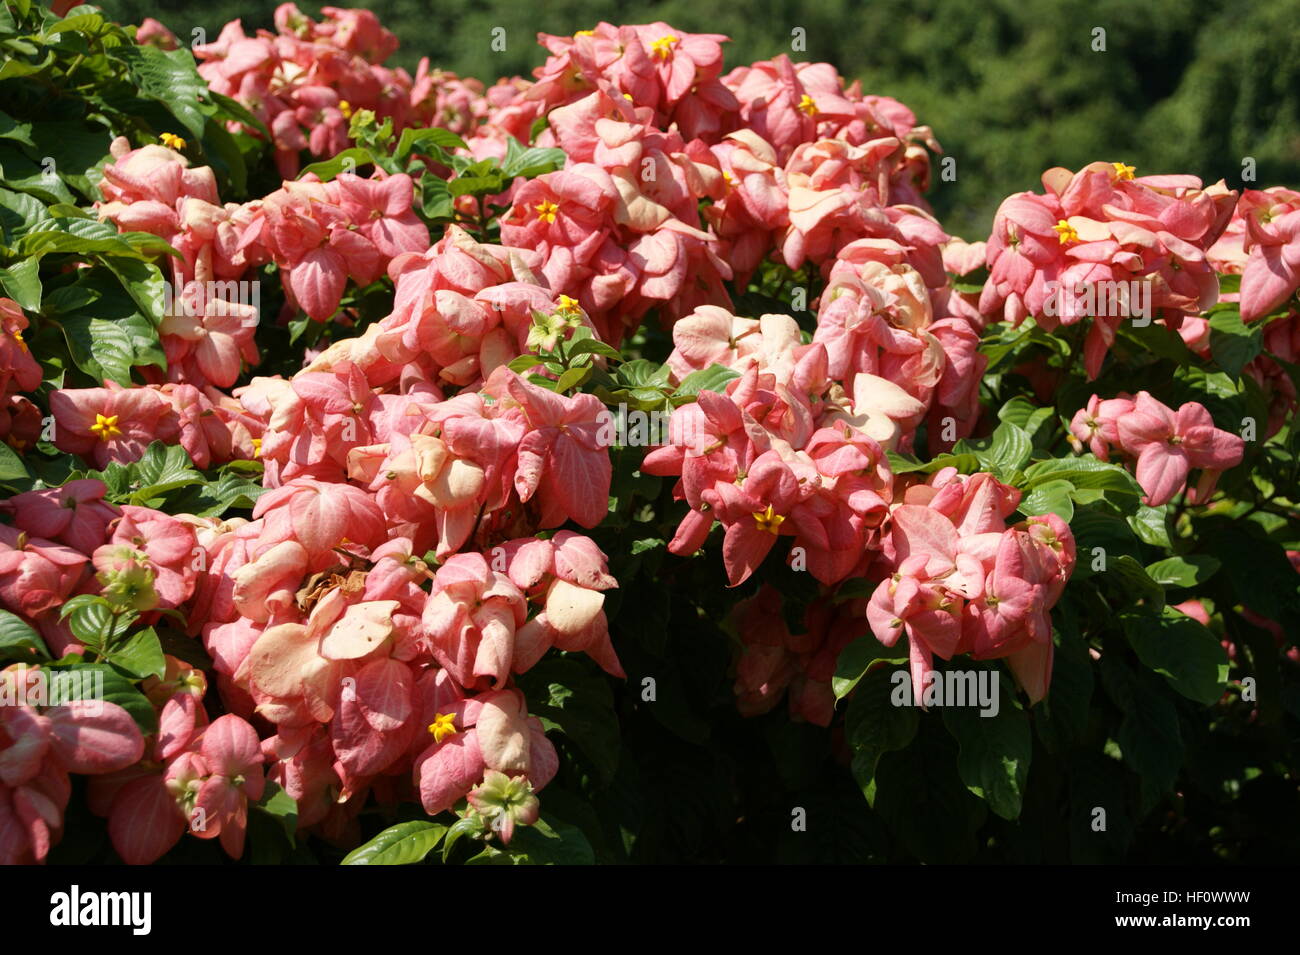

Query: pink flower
[0,299,41,400]
[165,714,265,859]
[1115,392,1245,505]
[0,526,88,619]
[2,479,119,556]
[1067,394,1135,461]
[484,368,613,529]
[1236,188,1300,321]
[49,383,180,469]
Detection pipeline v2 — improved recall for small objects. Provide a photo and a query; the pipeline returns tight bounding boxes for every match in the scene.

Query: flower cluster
[5,4,1283,866]
[862,472,1074,705]
[980,162,1238,378]
[1068,392,1245,506]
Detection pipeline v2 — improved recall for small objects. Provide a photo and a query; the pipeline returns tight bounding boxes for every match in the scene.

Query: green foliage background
[106,0,1300,237]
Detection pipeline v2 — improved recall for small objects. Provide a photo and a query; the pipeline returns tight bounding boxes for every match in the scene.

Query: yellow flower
[650,34,679,60]
[159,132,187,151]
[90,413,122,441]
[1052,218,1079,245]
[12,328,26,353]
[797,94,819,117]
[555,294,583,319]
[250,437,262,459]
[752,504,785,535]
[1111,162,1136,181]
[535,199,559,224]
[428,713,458,743]
[574,29,595,37]
[339,100,353,119]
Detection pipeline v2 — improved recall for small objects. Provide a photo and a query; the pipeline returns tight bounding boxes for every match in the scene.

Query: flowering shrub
[0,1,1296,865]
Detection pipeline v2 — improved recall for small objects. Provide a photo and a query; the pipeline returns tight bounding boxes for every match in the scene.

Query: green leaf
[566,338,622,361]
[394,126,467,164]
[441,814,483,861]
[942,680,1032,820]
[59,594,113,645]
[957,420,1032,473]
[0,112,35,148]
[503,815,595,865]
[252,782,299,847]
[17,219,171,260]
[1022,455,1143,495]
[506,353,544,374]
[885,449,982,475]
[873,726,984,863]
[997,395,1057,446]
[1037,624,1094,752]
[674,363,739,398]
[0,441,29,483]
[1127,504,1170,547]
[106,626,165,680]
[60,313,135,384]
[1099,652,1182,809]
[1019,479,1075,521]
[1208,306,1262,380]
[845,666,919,800]
[1145,554,1221,588]
[0,609,50,660]
[122,442,203,503]
[831,635,906,700]
[0,185,51,240]
[44,662,157,735]
[554,365,591,393]
[1121,607,1229,705]
[521,659,621,785]
[500,136,567,179]
[0,258,40,310]
[298,147,376,182]
[419,175,454,220]
[341,821,447,865]
[110,45,210,138]
[1107,555,1165,610]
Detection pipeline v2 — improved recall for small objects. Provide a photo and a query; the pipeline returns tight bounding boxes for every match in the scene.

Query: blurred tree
[103,0,1300,238]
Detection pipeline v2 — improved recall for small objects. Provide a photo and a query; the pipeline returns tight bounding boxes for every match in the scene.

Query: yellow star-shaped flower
[89,413,122,441]
[797,94,819,117]
[1111,162,1136,181]
[159,132,187,151]
[650,34,679,60]
[428,712,458,743]
[752,504,785,535]
[1052,219,1079,245]
[535,199,559,224]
